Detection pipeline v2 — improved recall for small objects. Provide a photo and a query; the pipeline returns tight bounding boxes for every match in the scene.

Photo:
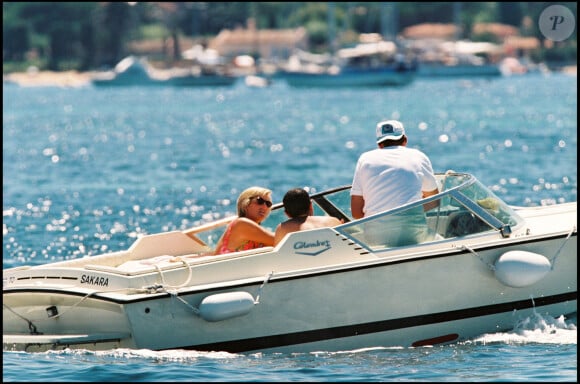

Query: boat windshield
[304,172,523,250]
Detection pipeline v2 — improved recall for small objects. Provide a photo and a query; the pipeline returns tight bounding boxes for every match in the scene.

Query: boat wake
[470,312,577,345]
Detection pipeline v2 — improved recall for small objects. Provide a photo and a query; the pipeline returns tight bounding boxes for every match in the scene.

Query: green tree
[3,2,577,71]
[3,23,30,61]
[3,2,98,70]
[498,2,523,27]
[95,2,134,67]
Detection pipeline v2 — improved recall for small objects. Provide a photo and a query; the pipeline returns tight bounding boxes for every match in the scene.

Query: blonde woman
[213,186,275,255]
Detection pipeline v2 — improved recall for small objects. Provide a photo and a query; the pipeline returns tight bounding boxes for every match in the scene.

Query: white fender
[494,250,551,288]
[199,291,255,322]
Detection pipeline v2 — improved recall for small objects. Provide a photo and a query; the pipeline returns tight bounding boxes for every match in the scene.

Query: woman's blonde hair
[237,186,272,217]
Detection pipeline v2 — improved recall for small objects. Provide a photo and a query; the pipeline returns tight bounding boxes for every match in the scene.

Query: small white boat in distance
[3,172,576,353]
[244,74,272,88]
[91,56,173,86]
[92,56,238,87]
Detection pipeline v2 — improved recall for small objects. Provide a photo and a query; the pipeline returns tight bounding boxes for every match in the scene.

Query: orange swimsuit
[217,219,264,254]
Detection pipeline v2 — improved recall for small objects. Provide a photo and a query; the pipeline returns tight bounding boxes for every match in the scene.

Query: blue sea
[3,73,577,382]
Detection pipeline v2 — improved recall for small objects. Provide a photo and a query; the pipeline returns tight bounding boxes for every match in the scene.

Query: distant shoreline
[4,70,93,87]
[3,65,577,88]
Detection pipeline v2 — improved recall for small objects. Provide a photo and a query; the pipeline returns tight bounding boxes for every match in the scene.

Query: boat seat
[39,231,210,270]
[128,231,210,260]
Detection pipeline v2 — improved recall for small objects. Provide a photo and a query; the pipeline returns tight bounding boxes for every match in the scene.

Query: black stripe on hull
[173,292,577,353]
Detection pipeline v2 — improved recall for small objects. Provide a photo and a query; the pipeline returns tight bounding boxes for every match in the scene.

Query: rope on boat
[5,258,199,334]
[549,225,576,270]
[3,285,154,335]
[169,292,201,315]
[461,245,495,271]
[159,270,275,317]
[3,290,98,334]
[151,256,194,289]
[254,271,274,304]
[3,304,43,334]
[462,224,576,272]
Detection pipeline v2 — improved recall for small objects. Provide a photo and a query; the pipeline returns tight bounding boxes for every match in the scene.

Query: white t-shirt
[350,146,438,217]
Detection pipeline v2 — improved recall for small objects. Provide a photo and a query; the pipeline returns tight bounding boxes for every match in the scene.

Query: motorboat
[3,172,576,353]
[408,40,503,78]
[279,42,417,88]
[91,56,173,86]
[170,64,238,87]
[244,74,272,88]
[91,56,238,87]
[170,72,238,87]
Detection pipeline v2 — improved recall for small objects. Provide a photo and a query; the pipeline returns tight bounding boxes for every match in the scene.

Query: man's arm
[422,188,440,212]
[350,195,365,219]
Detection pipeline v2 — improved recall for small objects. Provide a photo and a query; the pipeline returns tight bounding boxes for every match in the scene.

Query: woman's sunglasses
[252,196,272,208]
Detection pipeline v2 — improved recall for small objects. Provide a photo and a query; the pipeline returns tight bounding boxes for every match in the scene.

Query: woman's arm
[232,217,275,247]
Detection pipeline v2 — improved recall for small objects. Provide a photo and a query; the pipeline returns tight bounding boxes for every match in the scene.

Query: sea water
[3,73,577,382]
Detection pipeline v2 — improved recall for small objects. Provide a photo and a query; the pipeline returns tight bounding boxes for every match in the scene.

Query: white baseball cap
[376,120,405,144]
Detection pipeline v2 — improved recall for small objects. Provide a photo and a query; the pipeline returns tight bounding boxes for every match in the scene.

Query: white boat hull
[3,173,576,353]
[4,233,575,353]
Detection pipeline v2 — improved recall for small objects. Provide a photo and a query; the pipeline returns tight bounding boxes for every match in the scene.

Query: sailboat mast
[381,2,398,41]
[453,2,462,40]
[328,2,337,54]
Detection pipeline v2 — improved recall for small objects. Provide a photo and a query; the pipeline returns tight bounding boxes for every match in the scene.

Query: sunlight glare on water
[2,74,577,381]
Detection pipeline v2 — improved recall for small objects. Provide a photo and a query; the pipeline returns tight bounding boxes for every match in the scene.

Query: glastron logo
[293,240,331,256]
